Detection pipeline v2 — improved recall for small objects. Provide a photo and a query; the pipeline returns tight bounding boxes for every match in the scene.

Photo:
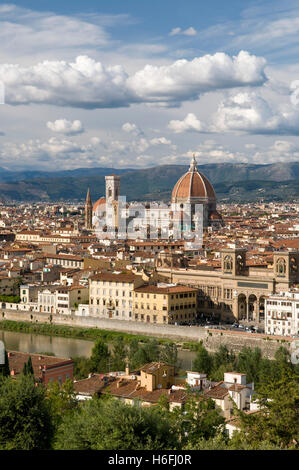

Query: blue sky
[0,0,299,171]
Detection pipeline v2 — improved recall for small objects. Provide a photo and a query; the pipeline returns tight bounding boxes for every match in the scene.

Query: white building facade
[265,290,299,336]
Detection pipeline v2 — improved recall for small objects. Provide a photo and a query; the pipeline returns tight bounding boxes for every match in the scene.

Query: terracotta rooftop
[74,374,115,396]
[7,351,73,379]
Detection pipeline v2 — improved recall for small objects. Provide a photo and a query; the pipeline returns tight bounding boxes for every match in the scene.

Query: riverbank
[0,319,176,347]
[0,310,292,359]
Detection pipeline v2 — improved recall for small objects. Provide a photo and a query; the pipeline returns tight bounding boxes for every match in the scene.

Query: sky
[0,0,299,171]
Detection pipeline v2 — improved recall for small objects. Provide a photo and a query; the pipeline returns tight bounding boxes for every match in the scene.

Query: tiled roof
[8,351,73,379]
[204,385,229,400]
[74,374,114,395]
[103,378,188,404]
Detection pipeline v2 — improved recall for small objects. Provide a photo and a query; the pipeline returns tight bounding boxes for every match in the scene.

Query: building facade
[156,248,299,322]
[265,290,299,336]
[134,284,197,324]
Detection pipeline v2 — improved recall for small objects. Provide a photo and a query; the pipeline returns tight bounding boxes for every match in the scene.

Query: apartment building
[134,284,198,324]
[265,290,299,336]
[89,272,144,320]
[38,285,88,315]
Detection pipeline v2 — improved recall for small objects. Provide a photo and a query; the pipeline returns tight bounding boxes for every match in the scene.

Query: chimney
[125,363,130,376]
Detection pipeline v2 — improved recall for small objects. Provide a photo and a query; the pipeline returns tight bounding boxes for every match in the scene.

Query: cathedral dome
[171,156,216,203]
[93,197,106,213]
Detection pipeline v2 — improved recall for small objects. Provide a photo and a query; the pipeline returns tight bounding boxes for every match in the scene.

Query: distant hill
[1,162,299,203]
[0,167,132,183]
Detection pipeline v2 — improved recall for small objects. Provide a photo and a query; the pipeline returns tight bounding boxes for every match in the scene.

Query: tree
[230,370,299,449]
[143,339,160,363]
[111,337,127,371]
[193,344,213,375]
[235,347,262,383]
[128,339,160,370]
[128,338,140,369]
[22,356,34,377]
[72,356,92,380]
[169,395,225,448]
[160,343,178,368]
[55,397,178,450]
[46,379,77,430]
[89,339,110,373]
[0,375,54,450]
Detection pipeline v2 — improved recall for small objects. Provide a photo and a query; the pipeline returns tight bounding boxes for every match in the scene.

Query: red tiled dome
[93,197,106,212]
[172,157,216,202]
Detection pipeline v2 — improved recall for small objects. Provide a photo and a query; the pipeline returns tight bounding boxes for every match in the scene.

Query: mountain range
[1,162,299,203]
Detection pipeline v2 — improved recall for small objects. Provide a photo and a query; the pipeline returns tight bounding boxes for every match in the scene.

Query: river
[0,330,197,371]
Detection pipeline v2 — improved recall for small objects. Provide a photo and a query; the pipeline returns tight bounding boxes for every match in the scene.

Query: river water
[0,330,197,371]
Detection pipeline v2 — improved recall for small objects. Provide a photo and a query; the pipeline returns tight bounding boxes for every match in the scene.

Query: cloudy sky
[1,0,299,171]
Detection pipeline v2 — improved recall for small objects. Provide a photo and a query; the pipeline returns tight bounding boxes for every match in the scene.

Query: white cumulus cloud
[122,122,143,136]
[168,113,203,133]
[212,91,299,135]
[47,119,84,135]
[0,51,267,109]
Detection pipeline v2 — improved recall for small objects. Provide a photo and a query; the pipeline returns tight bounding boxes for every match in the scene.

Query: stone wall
[0,309,292,359]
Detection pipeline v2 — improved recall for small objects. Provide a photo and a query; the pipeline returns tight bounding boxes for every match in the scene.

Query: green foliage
[159,343,179,367]
[230,370,299,449]
[0,375,54,450]
[183,433,229,450]
[72,356,92,380]
[0,319,168,346]
[235,347,262,383]
[89,339,110,373]
[128,339,161,370]
[22,356,34,376]
[193,344,213,375]
[169,395,225,448]
[55,398,178,450]
[111,337,127,371]
[0,295,21,303]
[46,379,78,430]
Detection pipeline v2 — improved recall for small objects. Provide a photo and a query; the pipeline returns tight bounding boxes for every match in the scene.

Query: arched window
[276,258,286,275]
[224,255,233,272]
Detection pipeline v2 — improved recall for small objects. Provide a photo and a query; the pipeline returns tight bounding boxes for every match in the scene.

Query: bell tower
[84,188,92,230]
[105,175,120,230]
[273,250,299,284]
[221,248,247,276]
[105,175,120,204]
